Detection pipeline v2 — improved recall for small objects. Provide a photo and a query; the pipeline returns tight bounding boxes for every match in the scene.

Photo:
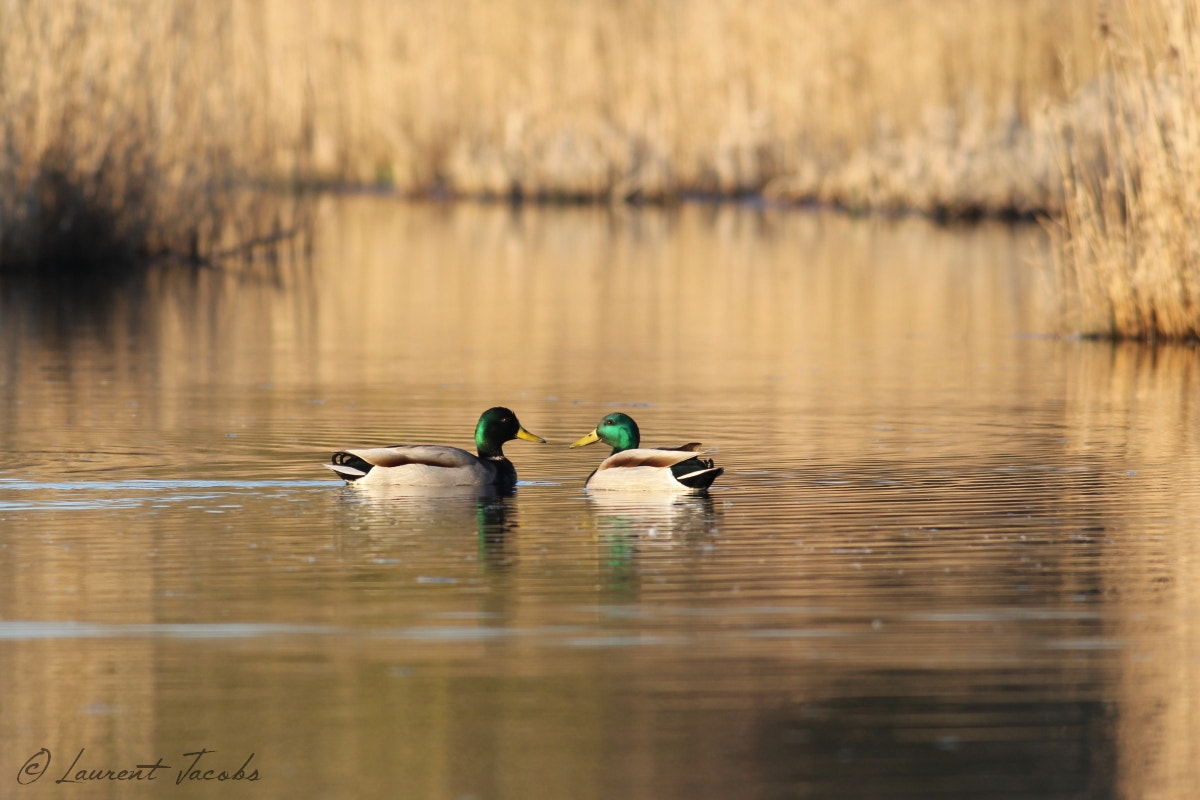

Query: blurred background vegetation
[0,0,1195,338]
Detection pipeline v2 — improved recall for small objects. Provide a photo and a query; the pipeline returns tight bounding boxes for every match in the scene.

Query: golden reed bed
[1052,0,1200,339]
[0,0,1196,339]
[255,0,1102,215]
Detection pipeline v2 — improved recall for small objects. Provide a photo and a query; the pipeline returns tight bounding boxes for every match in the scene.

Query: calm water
[1,199,1199,799]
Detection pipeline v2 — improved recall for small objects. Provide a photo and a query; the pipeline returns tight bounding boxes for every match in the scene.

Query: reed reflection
[1064,342,1200,800]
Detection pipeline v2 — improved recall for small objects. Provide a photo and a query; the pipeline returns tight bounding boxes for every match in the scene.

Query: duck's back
[328,444,509,487]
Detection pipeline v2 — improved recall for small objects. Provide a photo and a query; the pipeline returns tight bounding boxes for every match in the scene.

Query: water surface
[1,200,1198,799]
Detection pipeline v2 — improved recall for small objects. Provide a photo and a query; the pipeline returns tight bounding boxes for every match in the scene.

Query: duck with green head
[326,407,545,489]
[570,412,723,492]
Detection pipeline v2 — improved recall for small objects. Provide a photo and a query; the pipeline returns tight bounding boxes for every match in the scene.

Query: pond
[1,198,1198,799]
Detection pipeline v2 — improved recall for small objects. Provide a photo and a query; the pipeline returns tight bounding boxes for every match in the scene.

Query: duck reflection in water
[333,483,519,573]
[583,492,721,594]
[475,491,516,569]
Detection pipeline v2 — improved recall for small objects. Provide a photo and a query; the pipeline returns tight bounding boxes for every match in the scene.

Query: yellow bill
[516,426,547,443]
[570,429,601,448]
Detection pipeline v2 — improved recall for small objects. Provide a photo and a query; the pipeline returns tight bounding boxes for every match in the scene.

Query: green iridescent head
[475,407,545,457]
[569,412,641,455]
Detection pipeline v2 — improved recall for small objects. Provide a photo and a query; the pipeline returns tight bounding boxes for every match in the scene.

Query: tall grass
[0,0,300,276]
[1053,0,1200,339]
[262,0,1102,215]
[0,0,1111,277]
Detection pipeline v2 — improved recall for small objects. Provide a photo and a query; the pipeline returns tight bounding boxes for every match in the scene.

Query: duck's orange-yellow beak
[570,429,601,448]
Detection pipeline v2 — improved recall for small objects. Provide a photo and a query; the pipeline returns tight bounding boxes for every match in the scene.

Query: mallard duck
[325,407,545,489]
[570,412,723,492]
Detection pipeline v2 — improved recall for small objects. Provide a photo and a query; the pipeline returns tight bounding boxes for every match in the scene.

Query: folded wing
[336,445,478,470]
[598,447,711,470]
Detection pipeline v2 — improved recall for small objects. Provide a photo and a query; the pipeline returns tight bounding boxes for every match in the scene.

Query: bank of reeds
[1052,0,1200,339]
[0,0,1113,278]
[262,0,1103,216]
[0,0,302,277]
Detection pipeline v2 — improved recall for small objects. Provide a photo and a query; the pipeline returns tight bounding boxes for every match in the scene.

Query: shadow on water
[756,690,1117,799]
[0,238,309,355]
[0,271,151,344]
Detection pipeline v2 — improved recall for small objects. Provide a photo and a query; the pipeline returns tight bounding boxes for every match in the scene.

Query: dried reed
[260,0,1102,214]
[0,0,1114,278]
[0,0,298,276]
[1052,0,1200,339]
